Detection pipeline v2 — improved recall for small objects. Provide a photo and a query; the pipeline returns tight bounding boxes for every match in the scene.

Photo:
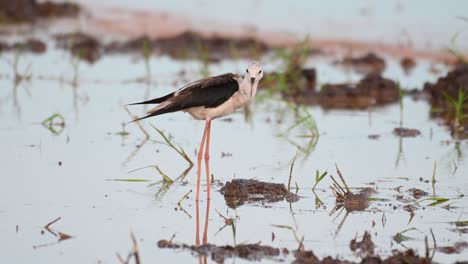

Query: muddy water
[0,44,467,263]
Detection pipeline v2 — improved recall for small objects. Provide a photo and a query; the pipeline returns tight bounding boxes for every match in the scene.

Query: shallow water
[0,42,467,264]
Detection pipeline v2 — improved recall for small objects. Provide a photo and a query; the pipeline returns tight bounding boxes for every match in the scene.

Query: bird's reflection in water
[195,153,211,264]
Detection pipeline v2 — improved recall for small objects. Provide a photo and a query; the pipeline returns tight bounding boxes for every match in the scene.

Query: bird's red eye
[258,70,262,74]
[246,69,249,73]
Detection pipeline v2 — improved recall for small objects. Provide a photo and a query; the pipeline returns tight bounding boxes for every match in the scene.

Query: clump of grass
[214,209,237,245]
[443,87,468,130]
[287,149,299,192]
[330,164,351,201]
[272,37,311,95]
[41,113,65,135]
[393,227,418,244]
[4,51,33,86]
[397,82,404,127]
[312,170,328,191]
[195,38,210,78]
[150,125,193,166]
[445,16,468,63]
[279,105,320,160]
[70,50,82,87]
[142,39,152,84]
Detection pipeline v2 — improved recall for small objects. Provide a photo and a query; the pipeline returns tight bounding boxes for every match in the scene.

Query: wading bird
[130,61,264,201]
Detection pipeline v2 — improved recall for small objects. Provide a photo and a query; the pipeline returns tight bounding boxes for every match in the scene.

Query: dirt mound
[220,179,299,208]
[338,52,386,75]
[305,74,398,109]
[54,32,100,63]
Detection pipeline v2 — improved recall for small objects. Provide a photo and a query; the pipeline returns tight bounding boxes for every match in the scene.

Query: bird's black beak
[250,77,255,85]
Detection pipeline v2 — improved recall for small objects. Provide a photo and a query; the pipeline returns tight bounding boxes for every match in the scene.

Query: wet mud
[220,179,299,208]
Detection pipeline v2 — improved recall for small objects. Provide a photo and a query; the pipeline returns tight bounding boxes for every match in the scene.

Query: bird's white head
[246,61,263,84]
[244,61,263,98]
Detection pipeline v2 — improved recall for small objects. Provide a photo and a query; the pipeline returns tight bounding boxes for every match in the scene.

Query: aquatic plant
[142,38,152,84]
[150,125,193,166]
[443,87,468,130]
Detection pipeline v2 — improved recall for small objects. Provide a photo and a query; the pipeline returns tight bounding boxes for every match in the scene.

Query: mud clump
[340,188,375,212]
[338,52,386,75]
[54,32,100,63]
[306,74,398,109]
[350,231,374,257]
[262,68,317,95]
[0,39,46,54]
[408,188,428,199]
[437,241,468,254]
[0,0,80,23]
[220,179,299,208]
[158,240,285,263]
[423,64,468,138]
[401,57,417,74]
[393,128,421,137]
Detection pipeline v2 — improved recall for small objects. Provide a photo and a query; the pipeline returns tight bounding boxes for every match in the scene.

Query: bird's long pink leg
[204,119,212,200]
[202,196,211,245]
[195,198,200,246]
[196,120,209,201]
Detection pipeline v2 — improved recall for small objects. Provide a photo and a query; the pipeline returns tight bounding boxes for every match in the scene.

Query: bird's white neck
[239,75,259,100]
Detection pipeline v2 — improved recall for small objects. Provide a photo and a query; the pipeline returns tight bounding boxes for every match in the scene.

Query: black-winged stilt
[130,61,264,201]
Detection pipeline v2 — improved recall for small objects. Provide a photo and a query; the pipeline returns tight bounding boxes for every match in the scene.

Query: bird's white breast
[184,91,250,120]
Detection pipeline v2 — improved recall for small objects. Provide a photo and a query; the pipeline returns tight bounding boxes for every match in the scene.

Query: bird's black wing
[175,73,239,109]
[131,73,239,121]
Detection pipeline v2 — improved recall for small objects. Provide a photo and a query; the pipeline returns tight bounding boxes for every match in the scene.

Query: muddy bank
[0,0,80,23]
[49,30,270,63]
[220,179,298,208]
[158,238,436,264]
[423,64,468,138]
[106,31,269,61]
